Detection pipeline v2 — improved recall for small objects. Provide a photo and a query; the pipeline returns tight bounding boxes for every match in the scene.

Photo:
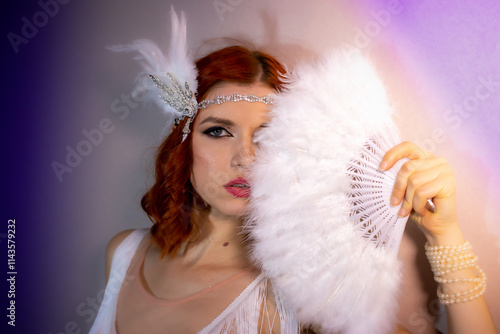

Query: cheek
[191,147,217,183]
[190,144,230,200]
[191,142,234,206]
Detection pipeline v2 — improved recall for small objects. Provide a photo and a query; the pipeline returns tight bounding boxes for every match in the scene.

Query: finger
[398,165,453,217]
[380,141,433,171]
[391,158,448,206]
[397,170,441,217]
[411,179,443,216]
[398,177,440,217]
[410,172,456,218]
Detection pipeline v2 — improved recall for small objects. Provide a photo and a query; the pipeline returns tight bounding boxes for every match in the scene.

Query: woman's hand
[379,141,463,245]
[381,142,497,334]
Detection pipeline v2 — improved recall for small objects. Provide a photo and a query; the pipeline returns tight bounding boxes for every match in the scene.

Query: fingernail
[390,196,398,206]
[379,161,388,170]
[398,207,406,217]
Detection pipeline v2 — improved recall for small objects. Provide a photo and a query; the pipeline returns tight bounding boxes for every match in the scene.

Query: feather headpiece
[110,7,198,141]
[110,7,275,141]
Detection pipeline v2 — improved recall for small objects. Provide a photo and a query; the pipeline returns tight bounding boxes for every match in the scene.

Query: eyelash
[202,126,233,138]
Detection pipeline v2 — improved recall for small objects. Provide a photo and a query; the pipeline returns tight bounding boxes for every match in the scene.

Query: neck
[178,208,251,268]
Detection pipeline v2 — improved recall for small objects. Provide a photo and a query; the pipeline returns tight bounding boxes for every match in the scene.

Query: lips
[223,177,251,198]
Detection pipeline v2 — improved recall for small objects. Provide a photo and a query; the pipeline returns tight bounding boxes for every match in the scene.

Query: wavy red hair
[141,45,287,257]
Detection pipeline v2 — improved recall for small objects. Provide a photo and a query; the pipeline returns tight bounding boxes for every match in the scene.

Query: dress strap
[89,229,149,334]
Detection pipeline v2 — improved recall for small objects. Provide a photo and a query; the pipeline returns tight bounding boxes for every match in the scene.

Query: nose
[232,134,257,169]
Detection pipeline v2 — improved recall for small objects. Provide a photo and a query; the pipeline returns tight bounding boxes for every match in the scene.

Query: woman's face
[190,82,274,220]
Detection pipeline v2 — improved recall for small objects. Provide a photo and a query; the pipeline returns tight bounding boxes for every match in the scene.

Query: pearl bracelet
[425,241,486,305]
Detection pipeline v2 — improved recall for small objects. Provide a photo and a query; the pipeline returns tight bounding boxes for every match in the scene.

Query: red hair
[141,45,287,257]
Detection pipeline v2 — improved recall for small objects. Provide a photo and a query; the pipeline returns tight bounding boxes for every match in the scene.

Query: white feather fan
[246,50,409,333]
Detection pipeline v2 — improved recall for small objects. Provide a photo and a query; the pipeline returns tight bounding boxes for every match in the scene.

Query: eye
[202,126,233,138]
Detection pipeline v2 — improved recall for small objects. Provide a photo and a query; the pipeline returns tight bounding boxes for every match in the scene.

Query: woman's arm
[380,141,496,334]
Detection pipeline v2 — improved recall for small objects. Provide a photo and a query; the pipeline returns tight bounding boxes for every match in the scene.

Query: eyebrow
[199,116,235,127]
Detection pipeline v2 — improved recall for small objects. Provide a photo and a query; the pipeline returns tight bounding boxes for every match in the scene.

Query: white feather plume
[246,50,406,333]
[109,6,197,125]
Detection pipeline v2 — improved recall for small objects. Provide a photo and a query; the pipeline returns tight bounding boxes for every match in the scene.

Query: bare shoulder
[105,229,136,283]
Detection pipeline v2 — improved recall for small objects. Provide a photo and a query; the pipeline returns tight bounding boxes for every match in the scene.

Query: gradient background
[2,0,499,333]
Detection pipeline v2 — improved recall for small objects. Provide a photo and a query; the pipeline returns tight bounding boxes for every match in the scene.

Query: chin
[209,199,249,219]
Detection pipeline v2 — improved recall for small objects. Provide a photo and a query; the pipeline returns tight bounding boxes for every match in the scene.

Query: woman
[91,15,496,334]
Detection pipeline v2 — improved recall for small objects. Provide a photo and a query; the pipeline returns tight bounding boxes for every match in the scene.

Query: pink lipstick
[224,177,251,198]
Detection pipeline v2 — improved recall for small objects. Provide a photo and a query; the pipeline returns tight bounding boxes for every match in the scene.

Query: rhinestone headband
[197,94,274,110]
[151,73,275,141]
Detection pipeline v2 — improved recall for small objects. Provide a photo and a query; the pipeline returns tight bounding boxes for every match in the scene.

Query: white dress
[89,229,299,333]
